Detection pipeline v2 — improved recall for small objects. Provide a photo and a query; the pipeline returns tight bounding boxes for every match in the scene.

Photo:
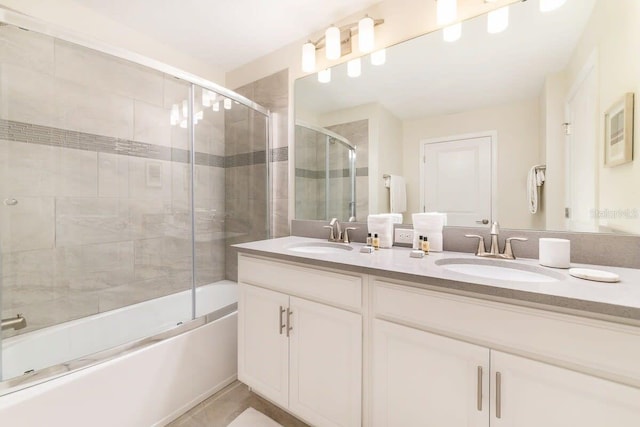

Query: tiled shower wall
[0,26,231,335]
[294,119,369,221]
[326,120,369,221]
[224,69,289,281]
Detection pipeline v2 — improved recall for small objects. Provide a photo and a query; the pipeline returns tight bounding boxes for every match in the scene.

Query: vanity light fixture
[443,22,462,42]
[300,16,384,72]
[371,49,386,66]
[318,68,331,83]
[223,98,232,110]
[437,0,457,26]
[358,16,375,53]
[539,0,567,12]
[325,25,341,60]
[347,58,362,78]
[212,101,220,112]
[487,6,509,33]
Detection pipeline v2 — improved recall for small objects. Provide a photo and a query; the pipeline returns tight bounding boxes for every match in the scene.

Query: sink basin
[435,258,563,283]
[286,241,354,254]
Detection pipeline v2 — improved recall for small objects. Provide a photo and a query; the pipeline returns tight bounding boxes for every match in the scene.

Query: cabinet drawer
[239,254,362,311]
[374,279,640,385]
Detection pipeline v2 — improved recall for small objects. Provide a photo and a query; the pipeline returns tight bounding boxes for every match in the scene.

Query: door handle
[476,219,489,224]
[286,308,293,337]
[279,306,286,335]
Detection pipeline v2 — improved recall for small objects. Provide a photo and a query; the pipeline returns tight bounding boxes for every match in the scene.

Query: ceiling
[296,0,597,120]
[76,0,382,72]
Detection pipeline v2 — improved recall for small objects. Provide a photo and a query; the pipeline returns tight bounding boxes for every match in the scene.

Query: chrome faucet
[324,218,357,243]
[465,222,528,259]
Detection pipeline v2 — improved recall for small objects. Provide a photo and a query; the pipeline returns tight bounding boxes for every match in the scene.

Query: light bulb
[370,49,386,66]
[437,0,457,26]
[202,90,211,107]
[212,101,220,112]
[182,100,188,117]
[443,23,462,42]
[325,26,341,60]
[347,58,361,78]
[223,98,232,110]
[302,42,316,72]
[540,0,567,12]
[487,6,509,34]
[318,68,331,83]
[358,16,375,53]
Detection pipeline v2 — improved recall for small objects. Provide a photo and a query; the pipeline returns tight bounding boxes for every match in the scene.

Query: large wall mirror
[294,0,640,234]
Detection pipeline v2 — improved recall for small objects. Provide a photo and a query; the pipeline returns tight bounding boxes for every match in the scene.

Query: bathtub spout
[1,314,27,331]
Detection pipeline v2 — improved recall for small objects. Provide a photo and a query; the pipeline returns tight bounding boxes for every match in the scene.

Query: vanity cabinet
[372,280,640,427]
[372,319,490,427]
[238,254,363,427]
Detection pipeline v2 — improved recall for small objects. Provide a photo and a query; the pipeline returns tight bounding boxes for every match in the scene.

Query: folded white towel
[412,212,447,250]
[412,212,447,230]
[389,174,407,214]
[367,214,398,248]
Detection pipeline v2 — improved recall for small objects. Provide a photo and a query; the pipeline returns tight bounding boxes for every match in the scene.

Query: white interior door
[422,135,493,226]
[565,63,597,231]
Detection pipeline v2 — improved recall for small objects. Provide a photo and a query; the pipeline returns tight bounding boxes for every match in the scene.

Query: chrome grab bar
[1,314,27,331]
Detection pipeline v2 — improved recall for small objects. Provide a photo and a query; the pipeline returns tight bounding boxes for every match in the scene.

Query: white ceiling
[296,0,597,120]
[76,0,381,71]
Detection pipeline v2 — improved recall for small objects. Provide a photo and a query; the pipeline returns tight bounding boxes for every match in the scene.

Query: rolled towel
[367,214,396,248]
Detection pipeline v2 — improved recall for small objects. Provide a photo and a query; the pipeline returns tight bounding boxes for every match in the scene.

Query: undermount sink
[435,258,563,283]
[286,241,354,254]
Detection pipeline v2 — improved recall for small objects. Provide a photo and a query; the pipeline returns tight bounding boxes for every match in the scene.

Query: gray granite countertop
[234,236,640,325]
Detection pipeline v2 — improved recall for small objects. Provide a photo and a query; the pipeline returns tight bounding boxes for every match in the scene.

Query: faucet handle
[343,227,357,244]
[503,237,528,259]
[465,234,487,255]
[323,225,335,241]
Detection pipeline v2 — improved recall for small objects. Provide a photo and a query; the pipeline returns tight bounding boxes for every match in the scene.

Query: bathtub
[0,281,239,426]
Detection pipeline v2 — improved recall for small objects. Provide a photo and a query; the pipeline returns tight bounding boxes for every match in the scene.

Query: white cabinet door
[372,319,490,427]
[238,284,289,408]
[491,350,640,427]
[288,296,362,427]
[373,320,489,427]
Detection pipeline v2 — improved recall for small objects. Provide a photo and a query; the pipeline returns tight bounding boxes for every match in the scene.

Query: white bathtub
[2,281,237,380]
[0,281,239,426]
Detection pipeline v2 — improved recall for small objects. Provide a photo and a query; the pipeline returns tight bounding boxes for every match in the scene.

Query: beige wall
[552,0,640,233]
[0,0,225,84]
[403,99,541,229]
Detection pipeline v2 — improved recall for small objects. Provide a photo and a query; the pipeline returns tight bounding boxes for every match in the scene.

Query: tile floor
[168,381,309,427]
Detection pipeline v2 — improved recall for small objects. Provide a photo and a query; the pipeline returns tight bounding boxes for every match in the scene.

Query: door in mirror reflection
[422,135,493,226]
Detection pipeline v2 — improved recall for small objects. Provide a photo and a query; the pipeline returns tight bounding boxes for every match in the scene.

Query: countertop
[234,236,640,325]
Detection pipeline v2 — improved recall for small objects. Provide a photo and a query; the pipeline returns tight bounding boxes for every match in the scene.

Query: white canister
[539,238,570,268]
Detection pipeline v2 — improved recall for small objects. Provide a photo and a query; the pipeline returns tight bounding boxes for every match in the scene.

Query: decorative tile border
[0,119,282,168]
[295,166,368,179]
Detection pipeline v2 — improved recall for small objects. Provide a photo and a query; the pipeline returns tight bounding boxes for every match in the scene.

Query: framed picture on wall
[604,92,634,167]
